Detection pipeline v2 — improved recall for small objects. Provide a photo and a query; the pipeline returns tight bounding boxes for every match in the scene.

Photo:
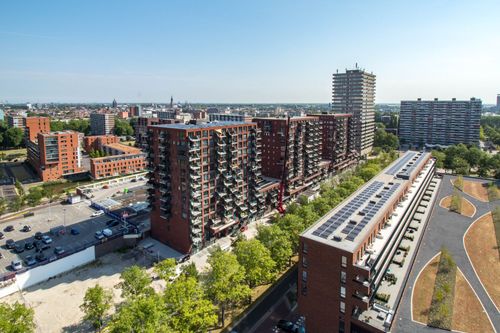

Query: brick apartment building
[27,131,83,181]
[399,98,482,147]
[146,122,268,253]
[209,113,253,123]
[24,117,50,142]
[84,135,146,180]
[310,113,359,171]
[298,151,435,333]
[252,117,329,198]
[129,105,142,117]
[134,117,179,149]
[83,135,120,153]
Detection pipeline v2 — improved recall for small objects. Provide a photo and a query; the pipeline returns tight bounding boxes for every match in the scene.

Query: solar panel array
[397,153,427,179]
[345,183,401,241]
[385,152,417,175]
[312,181,384,239]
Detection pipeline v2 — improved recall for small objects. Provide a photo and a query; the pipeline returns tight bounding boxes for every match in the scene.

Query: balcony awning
[209,219,238,233]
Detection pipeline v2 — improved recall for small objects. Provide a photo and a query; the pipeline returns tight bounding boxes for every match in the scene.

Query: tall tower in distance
[170,96,174,109]
[332,65,376,156]
[496,94,500,113]
[112,98,118,108]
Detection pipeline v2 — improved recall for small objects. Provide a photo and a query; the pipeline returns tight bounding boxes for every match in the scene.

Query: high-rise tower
[332,66,376,156]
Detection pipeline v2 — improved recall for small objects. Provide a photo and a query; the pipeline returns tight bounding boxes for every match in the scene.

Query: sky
[0,0,499,104]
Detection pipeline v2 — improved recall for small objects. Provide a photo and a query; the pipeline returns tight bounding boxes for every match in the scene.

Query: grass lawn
[452,268,494,333]
[412,254,440,324]
[439,195,476,217]
[464,212,500,309]
[453,179,490,202]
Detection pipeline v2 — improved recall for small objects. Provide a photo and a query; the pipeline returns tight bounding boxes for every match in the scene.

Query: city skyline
[1,0,499,104]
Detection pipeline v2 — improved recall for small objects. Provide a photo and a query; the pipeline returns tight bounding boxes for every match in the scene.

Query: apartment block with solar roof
[298,151,436,333]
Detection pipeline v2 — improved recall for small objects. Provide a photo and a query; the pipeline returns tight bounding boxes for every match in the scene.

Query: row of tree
[89,149,107,158]
[431,144,500,178]
[374,125,399,152]
[50,119,91,135]
[481,116,500,146]
[0,181,62,216]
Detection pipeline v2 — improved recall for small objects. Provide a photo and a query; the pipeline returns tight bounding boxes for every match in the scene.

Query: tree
[450,190,462,213]
[0,301,35,333]
[0,198,7,216]
[3,127,23,148]
[277,213,305,252]
[234,239,276,288]
[180,262,199,281]
[431,150,446,169]
[80,284,112,332]
[115,119,134,136]
[25,187,43,207]
[108,293,171,333]
[9,196,24,212]
[256,224,293,271]
[153,258,176,282]
[465,147,483,172]
[163,276,218,332]
[204,248,251,325]
[374,128,399,151]
[451,157,470,175]
[117,265,153,299]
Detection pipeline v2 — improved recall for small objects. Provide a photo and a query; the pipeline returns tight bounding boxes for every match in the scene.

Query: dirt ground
[452,268,494,333]
[459,179,490,202]
[3,251,161,333]
[412,254,440,324]
[439,195,476,217]
[464,213,500,309]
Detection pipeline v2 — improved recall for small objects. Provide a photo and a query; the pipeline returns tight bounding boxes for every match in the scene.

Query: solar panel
[385,151,417,175]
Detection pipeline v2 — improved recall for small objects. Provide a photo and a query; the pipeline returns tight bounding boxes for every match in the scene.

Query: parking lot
[0,181,149,275]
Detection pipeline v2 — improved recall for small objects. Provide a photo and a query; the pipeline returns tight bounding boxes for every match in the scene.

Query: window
[341,256,347,268]
[302,271,307,282]
[340,301,345,314]
[340,286,346,298]
[302,257,308,268]
[303,242,308,254]
[340,271,346,284]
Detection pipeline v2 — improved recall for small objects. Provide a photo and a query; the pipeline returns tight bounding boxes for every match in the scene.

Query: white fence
[0,246,96,298]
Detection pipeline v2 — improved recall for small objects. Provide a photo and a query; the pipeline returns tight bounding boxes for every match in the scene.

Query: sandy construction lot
[3,251,158,333]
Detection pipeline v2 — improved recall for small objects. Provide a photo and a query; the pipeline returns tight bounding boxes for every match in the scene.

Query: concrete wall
[0,246,95,298]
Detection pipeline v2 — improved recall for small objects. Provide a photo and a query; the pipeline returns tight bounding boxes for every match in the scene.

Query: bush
[449,190,462,214]
[375,293,390,303]
[428,248,456,330]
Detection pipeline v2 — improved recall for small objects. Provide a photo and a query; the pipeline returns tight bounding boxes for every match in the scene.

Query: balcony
[189,155,201,163]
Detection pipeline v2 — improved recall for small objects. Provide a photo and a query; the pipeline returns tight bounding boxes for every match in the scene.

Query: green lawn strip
[492,207,500,258]
[487,182,500,201]
[428,249,457,330]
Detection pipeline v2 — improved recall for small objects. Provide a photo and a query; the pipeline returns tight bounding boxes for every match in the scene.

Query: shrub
[428,248,456,330]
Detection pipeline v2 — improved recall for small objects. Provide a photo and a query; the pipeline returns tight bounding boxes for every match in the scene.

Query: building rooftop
[103,142,142,154]
[302,151,432,253]
[152,121,250,130]
[253,116,318,121]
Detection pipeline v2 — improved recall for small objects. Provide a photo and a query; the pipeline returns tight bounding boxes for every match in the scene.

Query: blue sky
[0,0,499,104]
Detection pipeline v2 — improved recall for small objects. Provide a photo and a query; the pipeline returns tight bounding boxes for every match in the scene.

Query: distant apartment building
[27,131,83,181]
[209,113,253,122]
[90,150,145,180]
[497,94,500,112]
[90,113,115,135]
[24,117,50,142]
[117,111,129,119]
[83,135,120,153]
[310,113,358,171]
[298,151,435,333]
[156,111,176,120]
[332,68,376,156]
[129,105,142,117]
[7,115,25,129]
[134,117,180,149]
[146,122,266,253]
[253,117,329,198]
[399,98,481,147]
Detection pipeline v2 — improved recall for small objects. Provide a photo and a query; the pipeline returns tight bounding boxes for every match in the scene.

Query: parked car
[92,210,104,217]
[5,239,15,249]
[24,255,37,266]
[4,225,14,232]
[277,320,299,333]
[41,235,53,244]
[35,252,47,262]
[54,246,65,255]
[14,244,25,253]
[23,212,35,217]
[11,260,22,271]
[176,254,191,264]
[95,231,104,240]
[25,241,35,250]
[0,232,4,240]
[102,228,112,237]
[36,244,51,252]
[106,220,120,227]
[70,227,80,235]
[34,232,43,240]
[21,225,32,232]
